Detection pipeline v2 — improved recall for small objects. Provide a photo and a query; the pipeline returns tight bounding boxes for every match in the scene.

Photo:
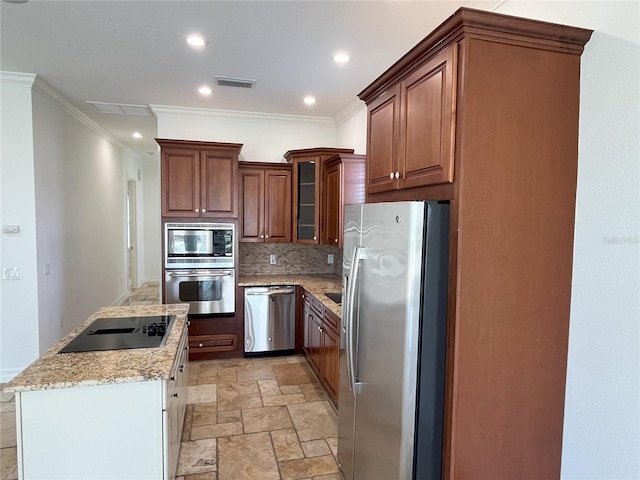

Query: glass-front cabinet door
[285,147,355,244]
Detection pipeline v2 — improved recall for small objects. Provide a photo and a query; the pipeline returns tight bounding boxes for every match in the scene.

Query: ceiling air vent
[215,76,256,89]
[86,101,152,116]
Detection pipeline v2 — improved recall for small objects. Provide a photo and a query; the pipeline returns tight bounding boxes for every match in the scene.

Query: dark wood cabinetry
[157,139,242,219]
[321,153,365,247]
[284,148,354,244]
[239,162,292,243]
[359,8,592,479]
[301,289,340,405]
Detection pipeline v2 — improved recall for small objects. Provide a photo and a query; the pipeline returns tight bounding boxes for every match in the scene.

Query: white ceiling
[1,0,496,158]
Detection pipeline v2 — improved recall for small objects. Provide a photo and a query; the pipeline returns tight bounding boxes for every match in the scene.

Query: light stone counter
[4,303,189,393]
[237,274,342,317]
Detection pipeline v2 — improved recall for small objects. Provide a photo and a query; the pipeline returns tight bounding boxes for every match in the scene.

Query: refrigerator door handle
[346,245,365,395]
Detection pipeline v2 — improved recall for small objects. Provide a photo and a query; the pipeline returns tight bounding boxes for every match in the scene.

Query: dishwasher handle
[245,287,295,296]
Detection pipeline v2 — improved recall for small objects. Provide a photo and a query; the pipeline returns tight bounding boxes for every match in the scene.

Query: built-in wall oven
[164,222,236,315]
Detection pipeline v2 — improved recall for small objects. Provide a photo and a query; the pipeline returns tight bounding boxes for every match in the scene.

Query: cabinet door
[400,46,456,188]
[293,159,320,244]
[309,313,322,373]
[264,169,292,243]
[161,148,200,217]
[239,169,265,242]
[321,325,340,401]
[367,84,401,194]
[322,162,341,246]
[200,149,239,218]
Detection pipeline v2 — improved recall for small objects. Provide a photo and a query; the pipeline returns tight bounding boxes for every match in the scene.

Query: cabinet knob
[313,236,317,240]
[265,235,269,239]
[389,172,394,179]
[173,393,179,398]
[260,235,264,239]
[334,238,338,243]
[395,171,400,179]
[170,375,175,381]
[198,342,204,348]
[179,365,184,373]
[268,337,272,342]
[195,208,200,213]
[202,209,207,213]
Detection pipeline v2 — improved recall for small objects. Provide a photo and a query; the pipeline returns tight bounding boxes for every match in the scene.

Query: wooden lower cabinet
[300,289,340,404]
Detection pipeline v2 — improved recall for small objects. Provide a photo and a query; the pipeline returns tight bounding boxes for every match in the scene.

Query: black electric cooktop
[58,315,175,354]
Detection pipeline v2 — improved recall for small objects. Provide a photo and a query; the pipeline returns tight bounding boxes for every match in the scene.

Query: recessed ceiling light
[303,96,316,105]
[132,132,142,139]
[198,86,212,95]
[333,53,350,63]
[186,35,207,47]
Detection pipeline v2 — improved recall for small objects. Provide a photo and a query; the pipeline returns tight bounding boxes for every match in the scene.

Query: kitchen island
[4,304,189,480]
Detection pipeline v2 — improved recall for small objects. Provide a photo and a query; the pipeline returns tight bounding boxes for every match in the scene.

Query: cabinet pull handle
[395,171,400,179]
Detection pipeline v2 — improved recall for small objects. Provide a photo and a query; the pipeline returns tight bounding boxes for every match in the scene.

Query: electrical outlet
[45,264,51,276]
[327,254,334,264]
[269,254,277,265]
[2,267,22,280]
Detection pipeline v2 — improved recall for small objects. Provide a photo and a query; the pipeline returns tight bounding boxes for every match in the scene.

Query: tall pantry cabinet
[358,8,592,479]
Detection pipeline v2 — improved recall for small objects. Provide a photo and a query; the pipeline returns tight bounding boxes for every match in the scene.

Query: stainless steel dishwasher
[244,286,296,354]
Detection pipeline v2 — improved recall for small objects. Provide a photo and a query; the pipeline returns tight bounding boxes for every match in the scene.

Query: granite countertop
[4,304,189,393]
[238,274,342,317]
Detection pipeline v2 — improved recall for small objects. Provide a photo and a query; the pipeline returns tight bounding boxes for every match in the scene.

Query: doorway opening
[126,178,138,291]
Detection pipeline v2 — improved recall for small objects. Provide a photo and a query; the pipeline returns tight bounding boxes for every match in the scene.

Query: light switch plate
[327,254,334,264]
[269,254,277,265]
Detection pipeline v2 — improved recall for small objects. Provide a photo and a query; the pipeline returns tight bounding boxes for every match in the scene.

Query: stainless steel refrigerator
[338,201,449,480]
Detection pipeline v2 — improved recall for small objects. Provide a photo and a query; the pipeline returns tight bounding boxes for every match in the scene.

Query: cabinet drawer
[189,334,237,352]
[323,308,340,332]
[311,296,324,316]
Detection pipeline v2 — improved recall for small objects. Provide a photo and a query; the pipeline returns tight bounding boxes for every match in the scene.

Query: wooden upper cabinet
[157,139,242,219]
[321,153,366,247]
[284,147,354,244]
[361,45,457,195]
[239,162,291,243]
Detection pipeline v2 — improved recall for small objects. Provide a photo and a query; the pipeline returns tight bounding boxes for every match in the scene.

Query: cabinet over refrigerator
[338,201,450,480]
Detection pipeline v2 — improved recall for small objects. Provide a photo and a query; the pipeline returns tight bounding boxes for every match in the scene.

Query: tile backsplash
[239,243,343,277]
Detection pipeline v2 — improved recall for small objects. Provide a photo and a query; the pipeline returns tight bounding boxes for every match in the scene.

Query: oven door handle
[166,270,233,278]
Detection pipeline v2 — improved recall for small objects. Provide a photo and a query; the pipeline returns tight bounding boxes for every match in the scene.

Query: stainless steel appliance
[165,222,234,269]
[339,201,450,480]
[244,286,295,354]
[165,269,235,315]
[164,222,236,314]
[58,315,175,353]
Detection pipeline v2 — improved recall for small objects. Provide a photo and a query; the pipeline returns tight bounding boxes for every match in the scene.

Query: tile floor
[0,283,344,480]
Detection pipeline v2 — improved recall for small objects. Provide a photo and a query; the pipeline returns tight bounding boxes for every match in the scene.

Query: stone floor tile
[217,382,262,412]
[217,432,280,480]
[257,379,281,397]
[236,365,276,382]
[242,405,293,433]
[270,429,304,461]
[182,404,194,441]
[262,393,307,406]
[299,383,328,402]
[214,359,253,368]
[273,363,316,386]
[184,473,218,480]
[188,384,218,404]
[192,403,218,426]
[176,438,217,476]
[217,410,241,424]
[287,401,338,441]
[190,422,243,440]
[0,447,18,480]
[199,367,237,384]
[0,412,16,448]
[279,455,339,480]
[314,473,345,480]
[326,437,338,457]
[301,439,330,458]
[250,356,292,366]
[286,355,308,363]
[279,385,301,395]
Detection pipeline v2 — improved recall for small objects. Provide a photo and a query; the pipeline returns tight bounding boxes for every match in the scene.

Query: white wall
[124,150,146,288]
[0,73,40,381]
[153,106,337,162]
[335,99,368,154]
[31,79,132,352]
[143,157,161,283]
[493,2,639,478]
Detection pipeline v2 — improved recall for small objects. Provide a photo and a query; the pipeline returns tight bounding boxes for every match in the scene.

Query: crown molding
[464,0,507,12]
[150,105,335,128]
[333,97,366,127]
[0,71,36,87]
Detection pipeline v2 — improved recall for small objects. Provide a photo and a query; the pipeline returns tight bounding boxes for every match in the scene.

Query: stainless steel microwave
[165,222,234,269]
